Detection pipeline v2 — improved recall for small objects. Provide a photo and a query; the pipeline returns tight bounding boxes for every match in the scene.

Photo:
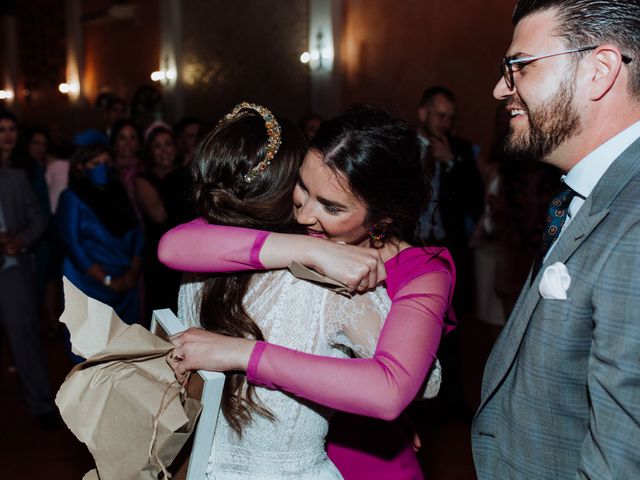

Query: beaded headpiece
[221,102,282,183]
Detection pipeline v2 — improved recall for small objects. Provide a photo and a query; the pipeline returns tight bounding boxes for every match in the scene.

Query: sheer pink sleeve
[247,247,456,420]
[157,218,269,272]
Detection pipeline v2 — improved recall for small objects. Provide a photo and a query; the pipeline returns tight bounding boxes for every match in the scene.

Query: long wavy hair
[191,109,307,435]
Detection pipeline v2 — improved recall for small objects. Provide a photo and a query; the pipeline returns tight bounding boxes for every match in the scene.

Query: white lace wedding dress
[178,270,391,479]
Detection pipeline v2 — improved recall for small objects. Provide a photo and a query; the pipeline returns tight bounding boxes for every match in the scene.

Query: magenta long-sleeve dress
[158,219,456,479]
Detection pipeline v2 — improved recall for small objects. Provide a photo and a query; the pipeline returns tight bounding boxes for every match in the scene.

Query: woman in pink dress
[163,106,456,479]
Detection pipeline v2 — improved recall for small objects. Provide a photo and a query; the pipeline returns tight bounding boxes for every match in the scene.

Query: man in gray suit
[0,165,60,430]
[472,1,640,478]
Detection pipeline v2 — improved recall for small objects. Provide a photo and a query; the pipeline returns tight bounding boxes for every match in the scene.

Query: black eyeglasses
[501,46,633,90]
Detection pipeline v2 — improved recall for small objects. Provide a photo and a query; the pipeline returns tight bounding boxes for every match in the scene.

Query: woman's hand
[306,241,387,293]
[166,328,256,386]
[261,233,386,292]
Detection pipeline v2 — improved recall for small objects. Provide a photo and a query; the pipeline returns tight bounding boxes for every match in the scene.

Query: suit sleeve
[15,170,49,249]
[577,220,640,479]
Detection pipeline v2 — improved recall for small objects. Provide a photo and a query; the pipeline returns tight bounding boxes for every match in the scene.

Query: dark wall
[180,0,310,126]
[341,0,515,157]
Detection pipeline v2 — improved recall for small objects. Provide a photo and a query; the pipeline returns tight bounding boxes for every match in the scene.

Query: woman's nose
[295,199,316,226]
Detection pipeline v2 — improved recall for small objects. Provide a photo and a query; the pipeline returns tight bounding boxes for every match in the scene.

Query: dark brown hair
[310,105,428,245]
[191,109,307,435]
[513,0,640,97]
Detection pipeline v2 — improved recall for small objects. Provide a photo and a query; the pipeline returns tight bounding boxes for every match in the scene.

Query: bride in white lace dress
[163,103,391,479]
[179,270,390,479]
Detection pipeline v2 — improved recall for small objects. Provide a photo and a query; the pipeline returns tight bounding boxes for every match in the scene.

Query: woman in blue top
[57,144,143,334]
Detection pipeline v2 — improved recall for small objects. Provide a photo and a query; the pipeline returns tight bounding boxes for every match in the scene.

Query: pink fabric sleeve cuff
[247,341,268,384]
[250,231,270,270]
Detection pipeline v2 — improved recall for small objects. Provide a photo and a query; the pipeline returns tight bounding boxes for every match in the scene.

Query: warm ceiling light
[59,82,79,95]
[300,51,311,64]
[151,71,165,82]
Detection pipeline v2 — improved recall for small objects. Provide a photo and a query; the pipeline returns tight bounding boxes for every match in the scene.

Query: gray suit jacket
[472,137,640,479]
[0,168,48,268]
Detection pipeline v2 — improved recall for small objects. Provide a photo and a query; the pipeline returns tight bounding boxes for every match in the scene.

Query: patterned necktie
[531,185,577,282]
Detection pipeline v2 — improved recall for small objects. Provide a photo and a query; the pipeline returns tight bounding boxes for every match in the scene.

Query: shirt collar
[563,120,640,199]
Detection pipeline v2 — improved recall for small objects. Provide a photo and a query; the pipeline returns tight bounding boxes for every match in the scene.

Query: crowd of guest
[0,87,557,431]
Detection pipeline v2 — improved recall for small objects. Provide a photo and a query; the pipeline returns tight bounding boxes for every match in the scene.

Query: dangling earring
[368,224,386,242]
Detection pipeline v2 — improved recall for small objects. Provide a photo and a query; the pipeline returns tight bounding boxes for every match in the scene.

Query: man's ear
[587,45,625,101]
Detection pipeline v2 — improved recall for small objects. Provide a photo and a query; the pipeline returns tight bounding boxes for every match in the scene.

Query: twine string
[148,373,190,479]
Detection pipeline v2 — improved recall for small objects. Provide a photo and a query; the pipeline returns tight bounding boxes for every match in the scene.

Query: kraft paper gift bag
[56,277,201,480]
[288,261,352,297]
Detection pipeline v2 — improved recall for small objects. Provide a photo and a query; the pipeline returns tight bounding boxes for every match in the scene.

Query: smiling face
[115,125,140,160]
[150,131,177,169]
[494,9,585,167]
[293,149,370,246]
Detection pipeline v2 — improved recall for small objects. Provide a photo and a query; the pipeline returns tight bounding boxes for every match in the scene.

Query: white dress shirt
[546,120,640,258]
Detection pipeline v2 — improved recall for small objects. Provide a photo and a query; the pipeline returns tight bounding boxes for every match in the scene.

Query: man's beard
[505,79,581,160]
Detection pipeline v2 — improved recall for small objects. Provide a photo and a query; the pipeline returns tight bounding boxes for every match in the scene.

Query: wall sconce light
[300,31,333,71]
[0,89,14,100]
[59,82,80,95]
[151,69,177,83]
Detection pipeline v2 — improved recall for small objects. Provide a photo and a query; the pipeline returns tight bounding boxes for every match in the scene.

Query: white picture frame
[150,309,225,480]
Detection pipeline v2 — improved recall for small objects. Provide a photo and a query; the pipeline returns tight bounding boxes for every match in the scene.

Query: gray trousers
[0,261,54,416]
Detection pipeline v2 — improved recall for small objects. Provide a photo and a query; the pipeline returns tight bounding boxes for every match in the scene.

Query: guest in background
[173,116,202,168]
[24,126,70,214]
[417,86,484,315]
[298,113,322,141]
[102,95,127,139]
[0,134,60,430]
[22,126,67,337]
[473,106,559,338]
[0,110,19,169]
[57,144,143,357]
[135,123,183,320]
[110,118,143,218]
[416,86,484,421]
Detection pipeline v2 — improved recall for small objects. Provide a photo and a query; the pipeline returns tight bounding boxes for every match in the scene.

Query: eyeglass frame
[501,46,633,90]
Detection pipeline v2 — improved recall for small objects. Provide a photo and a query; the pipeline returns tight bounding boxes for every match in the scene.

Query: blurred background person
[135,123,185,322]
[173,116,202,168]
[21,126,67,337]
[472,105,559,341]
[56,144,143,361]
[0,116,60,429]
[417,86,484,315]
[110,118,143,218]
[102,95,127,139]
[0,110,19,169]
[25,126,70,214]
[298,113,323,142]
[416,86,484,422]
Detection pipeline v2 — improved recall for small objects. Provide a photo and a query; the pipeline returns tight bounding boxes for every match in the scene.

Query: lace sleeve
[177,273,205,328]
[323,287,389,358]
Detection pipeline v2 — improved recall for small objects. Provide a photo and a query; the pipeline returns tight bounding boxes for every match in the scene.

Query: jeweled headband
[221,102,282,183]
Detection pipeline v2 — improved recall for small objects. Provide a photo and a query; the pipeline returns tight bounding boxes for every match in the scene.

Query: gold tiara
[222,102,282,183]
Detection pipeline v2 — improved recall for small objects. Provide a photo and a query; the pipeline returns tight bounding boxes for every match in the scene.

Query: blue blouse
[56,188,143,326]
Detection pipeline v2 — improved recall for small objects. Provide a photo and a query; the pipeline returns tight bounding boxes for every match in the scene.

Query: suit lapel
[478,136,640,412]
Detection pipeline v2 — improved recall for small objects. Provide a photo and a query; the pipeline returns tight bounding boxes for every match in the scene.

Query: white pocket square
[539,262,571,300]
